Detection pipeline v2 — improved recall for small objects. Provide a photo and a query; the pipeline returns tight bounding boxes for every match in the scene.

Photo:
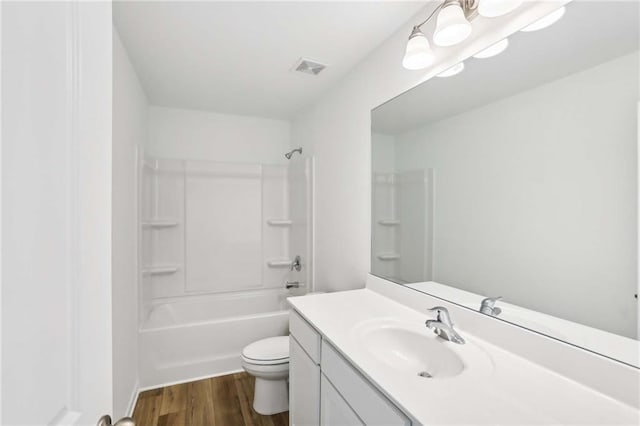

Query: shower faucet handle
[290,255,302,271]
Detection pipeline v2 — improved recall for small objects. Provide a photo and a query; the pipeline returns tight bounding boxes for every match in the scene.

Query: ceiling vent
[292,58,327,76]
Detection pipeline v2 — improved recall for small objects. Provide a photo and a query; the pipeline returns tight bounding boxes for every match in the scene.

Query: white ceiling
[372,0,640,134]
[113,1,425,120]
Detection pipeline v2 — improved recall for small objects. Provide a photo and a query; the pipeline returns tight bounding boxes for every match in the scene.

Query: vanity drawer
[290,310,321,364]
[321,340,410,426]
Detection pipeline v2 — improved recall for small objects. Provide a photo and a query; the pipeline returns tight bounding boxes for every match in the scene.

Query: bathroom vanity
[289,307,410,426]
[288,276,639,425]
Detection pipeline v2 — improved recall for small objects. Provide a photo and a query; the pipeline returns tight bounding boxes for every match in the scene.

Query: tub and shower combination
[139,289,291,386]
[139,155,312,388]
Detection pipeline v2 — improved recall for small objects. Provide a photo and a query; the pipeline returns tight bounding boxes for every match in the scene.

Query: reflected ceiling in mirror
[371,1,639,367]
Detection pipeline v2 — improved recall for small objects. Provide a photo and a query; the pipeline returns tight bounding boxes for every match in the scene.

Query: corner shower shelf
[378,219,400,226]
[377,253,400,261]
[267,259,293,268]
[142,219,179,229]
[267,219,293,227]
[142,265,180,275]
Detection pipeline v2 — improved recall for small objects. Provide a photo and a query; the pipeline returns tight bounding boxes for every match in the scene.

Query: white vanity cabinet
[290,311,321,426]
[289,310,411,426]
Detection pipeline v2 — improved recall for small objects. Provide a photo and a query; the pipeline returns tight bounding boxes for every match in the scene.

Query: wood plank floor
[132,372,289,426]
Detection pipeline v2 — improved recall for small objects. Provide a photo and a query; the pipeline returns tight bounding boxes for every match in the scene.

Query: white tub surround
[288,277,639,425]
[138,155,314,388]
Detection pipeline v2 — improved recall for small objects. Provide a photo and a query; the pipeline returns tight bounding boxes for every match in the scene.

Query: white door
[1,1,113,425]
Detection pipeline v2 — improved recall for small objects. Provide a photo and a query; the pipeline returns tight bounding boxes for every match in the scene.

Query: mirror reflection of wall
[371,1,639,367]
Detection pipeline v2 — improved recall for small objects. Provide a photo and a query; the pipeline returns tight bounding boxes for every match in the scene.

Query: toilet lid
[242,336,289,365]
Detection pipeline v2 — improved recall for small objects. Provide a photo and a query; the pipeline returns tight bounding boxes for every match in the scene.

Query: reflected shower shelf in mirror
[377,253,400,261]
[378,219,400,226]
[267,259,293,268]
[142,265,180,275]
[267,219,293,226]
[142,219,179,228]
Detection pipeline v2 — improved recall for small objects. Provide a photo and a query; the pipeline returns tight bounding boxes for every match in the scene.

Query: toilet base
[253,377,289,415]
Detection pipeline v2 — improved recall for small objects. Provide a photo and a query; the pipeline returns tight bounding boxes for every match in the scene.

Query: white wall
[290,2,569,292]
[394,52,638,338]
[113,29,147,417]
[148,106,290,164]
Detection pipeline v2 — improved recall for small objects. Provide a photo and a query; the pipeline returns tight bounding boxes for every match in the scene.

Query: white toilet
[241,335,290,415]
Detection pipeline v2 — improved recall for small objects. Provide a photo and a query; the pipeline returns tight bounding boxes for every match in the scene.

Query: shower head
[285,147,303,159]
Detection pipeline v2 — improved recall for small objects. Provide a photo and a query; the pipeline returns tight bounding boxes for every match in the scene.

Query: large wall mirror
[371,1,639,367]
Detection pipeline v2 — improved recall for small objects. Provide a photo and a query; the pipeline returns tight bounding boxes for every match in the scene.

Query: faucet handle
[481,296,502,306]
[428,306,453,326]
[290,255,302,272]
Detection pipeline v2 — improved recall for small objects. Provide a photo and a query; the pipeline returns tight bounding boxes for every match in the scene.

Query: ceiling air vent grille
[292,58,327,76]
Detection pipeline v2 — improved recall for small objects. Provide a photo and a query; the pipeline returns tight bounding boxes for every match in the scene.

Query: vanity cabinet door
[320,374,364,426]
[290,336,320,426]
[321,341,410,426]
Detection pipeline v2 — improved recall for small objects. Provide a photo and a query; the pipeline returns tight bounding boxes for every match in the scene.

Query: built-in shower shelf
[142,219,179,228]
[267,219,293,227]
[142,265,180,275]
[267,259,293,268]
[377,253,400,261]
[378,219,400,226]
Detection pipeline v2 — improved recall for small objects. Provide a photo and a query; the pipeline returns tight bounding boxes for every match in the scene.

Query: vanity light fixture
[402,26,436,70]
[402,0,523,70]
[472,38,509,58]
[433,0,473,47]
[436,62,465,77]
[402,0,476,70]
[520,6,566,32]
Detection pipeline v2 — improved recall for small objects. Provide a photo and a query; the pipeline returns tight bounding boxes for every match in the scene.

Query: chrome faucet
[285,281,300,289]
[425,306,465,344]
[480,296,502,316]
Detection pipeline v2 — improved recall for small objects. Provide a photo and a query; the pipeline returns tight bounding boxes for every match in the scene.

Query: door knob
[97,415,135,426]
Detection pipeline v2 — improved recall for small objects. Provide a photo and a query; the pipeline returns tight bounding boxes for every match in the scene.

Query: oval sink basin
[358,324,465,379]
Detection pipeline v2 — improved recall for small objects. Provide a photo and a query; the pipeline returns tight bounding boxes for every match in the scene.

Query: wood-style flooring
[132,372,289,426]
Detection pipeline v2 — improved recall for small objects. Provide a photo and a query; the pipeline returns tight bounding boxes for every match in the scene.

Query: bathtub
[139,288,290,388]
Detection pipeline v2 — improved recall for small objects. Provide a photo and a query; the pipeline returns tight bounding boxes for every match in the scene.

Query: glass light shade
[473,38,509,59]
[437,62,465,78]
[433,3,472,47]
[521,6,566,32]
[478,0,523,18]
[402,32,435,70]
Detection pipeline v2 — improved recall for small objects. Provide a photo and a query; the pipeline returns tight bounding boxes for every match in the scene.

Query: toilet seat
[241,336,289,365]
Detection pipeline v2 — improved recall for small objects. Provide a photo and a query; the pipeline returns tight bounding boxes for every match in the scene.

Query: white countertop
[288,289,639,425]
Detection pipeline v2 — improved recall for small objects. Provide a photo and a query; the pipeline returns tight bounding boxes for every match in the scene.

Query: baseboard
[137,368,244,393]
[126,379,141,417]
